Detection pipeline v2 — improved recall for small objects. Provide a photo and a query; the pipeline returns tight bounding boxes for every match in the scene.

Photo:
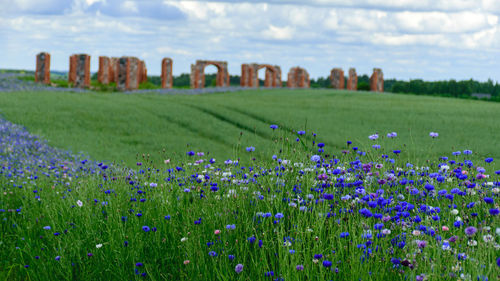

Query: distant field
[0,89,498,167]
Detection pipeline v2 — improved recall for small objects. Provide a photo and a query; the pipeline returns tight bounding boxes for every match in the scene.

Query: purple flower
[311,155,321,162]
[429,132,439,138]
[275,213,284,219]
[317,143,325,148]
[186,151,195,156]
[228,255,235,261]
[208,251,217,257]
[324,193,334,200]
[464,226,477,236]
[369,134,379,140]
[55,256,61,261]
[314,254,323,259]
[297,131,305,135]
[296,264,304,271]
[235,264,244,273]
[135,262,144,267]
[270,125,278,130]
[142,226,150,232]
[43,226,51,230]
[245,146,255,152]
[489,208,499,216]
[497,257,500,267]
[322,260,332,267]
[484,197,494,204]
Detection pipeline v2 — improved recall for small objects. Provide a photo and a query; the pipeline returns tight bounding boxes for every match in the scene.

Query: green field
[0,89,499,167]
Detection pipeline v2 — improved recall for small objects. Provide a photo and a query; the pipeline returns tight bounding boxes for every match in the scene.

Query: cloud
[261,25,294,40]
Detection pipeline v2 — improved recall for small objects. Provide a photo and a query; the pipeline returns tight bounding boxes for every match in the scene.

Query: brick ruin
[190,60,229,89]
[97,56,147,89]
[35,52,51,84]
[240,64,281,88]
[370,68,384,92]
[161,58,173,89]
[346,68,357,91]
[69,54,91,88]
[287,67,310,88]
[330,68,344,89]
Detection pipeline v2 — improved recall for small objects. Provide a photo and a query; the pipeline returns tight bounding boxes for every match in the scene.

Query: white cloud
[261,25,294,40]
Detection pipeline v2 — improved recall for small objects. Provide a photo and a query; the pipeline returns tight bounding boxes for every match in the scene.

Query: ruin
[330,68,344,89]
[346,68,358,91]
[240,64,281,88]
[370,68,384,92]
[109,57,119,83]
[98,56,112,84]
[116,56,141,91]
[161,58,173,89]
[35,52,51,84]
[68,54,91,88]
[137,60,147,84]
[190,60,229,89]
[287,67,310,88]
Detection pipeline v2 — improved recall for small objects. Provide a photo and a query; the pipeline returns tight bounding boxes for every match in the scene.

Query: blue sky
[1,0,500,81]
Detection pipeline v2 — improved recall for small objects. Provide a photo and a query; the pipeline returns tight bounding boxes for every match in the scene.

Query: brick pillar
[273,66,282,87]
[98,56,110,84]
[161,58,173,89]
[287,67,309,88]
[216,61,229,87]
[370,68,384,92]
[346,68,357,91]
[109,57,119,83]
[137,60,147,84]
[35,52,50,84]
[330,68,345,89]
[117,56,139,91]
[69,54,91,88]
[241,64,249,87]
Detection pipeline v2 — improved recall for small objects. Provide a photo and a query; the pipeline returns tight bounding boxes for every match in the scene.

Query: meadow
[0,88,499,280]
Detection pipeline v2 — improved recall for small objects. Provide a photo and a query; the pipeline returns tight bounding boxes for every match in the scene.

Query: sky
[1,0,500,81]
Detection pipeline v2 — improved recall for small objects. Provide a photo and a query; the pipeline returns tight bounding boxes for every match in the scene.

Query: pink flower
[214,229,221,235]
[183,260,190,265]
[442,226,449,231]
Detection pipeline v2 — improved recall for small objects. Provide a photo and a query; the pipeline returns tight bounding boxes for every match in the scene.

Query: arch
[287,66,310,88]
[240,63,281,88]
[190,60,229,89]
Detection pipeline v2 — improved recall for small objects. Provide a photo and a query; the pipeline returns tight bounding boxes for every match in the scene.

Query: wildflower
[228,255,235,261]
[429,132,439,138]
[275,213,284,219]
[214,229,221,235]
[311,155,321,162]
[468,240,477,246]
[340,232,349,238]
[135,262,144,267]
[43,226,51,230]
[442,226,449,231]
[235,264,244,273]
[76,200,83,207]
[183,260,190,265]
[142,226,150,232]
[297,131,305,135]
[149,183,157,188]
[208,251,217,257]
[485,158,494,163]
[296,264,304,271]
[96,244,102,248]
[269,125,278,130]
[245,146,255,152]
[484,197,494,204]
[55,256,61,261]
[387,132,397,138]
[465,226,477,236]
[490,208,499,216]
[181,237,188,242]
[322,260,332,267]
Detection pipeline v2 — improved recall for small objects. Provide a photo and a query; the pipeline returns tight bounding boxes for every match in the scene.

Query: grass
[0,89,499,168]
[0,88,499,280]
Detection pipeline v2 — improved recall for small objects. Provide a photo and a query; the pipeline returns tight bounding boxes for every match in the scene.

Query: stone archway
[190,60,229,89]
[241,63,281,88]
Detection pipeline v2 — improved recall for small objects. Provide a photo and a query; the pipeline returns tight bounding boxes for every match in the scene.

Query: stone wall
[241,63,281,88]
[346,68,357,91]
[161,58,173,89]
[68,54,91,88]
[190,60,229,89]
[117,56,140,91]
[370,68,384,92]
[330,68,344,89]
[287,67,310,88]
[137,60,147,84]
[35,52,51,84]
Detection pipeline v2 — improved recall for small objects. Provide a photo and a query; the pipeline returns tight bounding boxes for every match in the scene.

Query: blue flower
[317,143,325,148]
[208,251,217,257]
[340,232,350,238]
[322,260,332,267]
[485,158,494,163]
[275,213,284,219]
[311,155,321,162]
[297,130,305,135]
[142,226,150,232]
[245,146,255,152]
[270,125,278,130]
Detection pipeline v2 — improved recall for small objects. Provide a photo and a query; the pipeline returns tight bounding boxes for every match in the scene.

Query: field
[0,89,499,168]
[0,88,499,280]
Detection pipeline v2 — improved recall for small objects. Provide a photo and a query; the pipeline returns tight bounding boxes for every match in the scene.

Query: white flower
[412,230,421,236]
[483,235,493,243]
[76,200,83,207]
[496,227,500,236]
[450,209,459,215]
[96,244,102,248]
[382,229,391,235]
[181,237,188,242]
[467,240,477,246]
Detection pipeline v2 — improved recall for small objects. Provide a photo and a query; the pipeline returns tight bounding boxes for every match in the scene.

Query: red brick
[35,52,50,84]
[190,60,229,89]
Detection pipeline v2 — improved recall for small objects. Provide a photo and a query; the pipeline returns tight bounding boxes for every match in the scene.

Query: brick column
[330,68,344,89]
[161,58,173,89]
[370,68,384,92]
[287,67,310,88]
[117,56,140,91]
[346,68,357,91]
[35,52,51,84]
[98,56,110,84]
[68,54,91,88]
